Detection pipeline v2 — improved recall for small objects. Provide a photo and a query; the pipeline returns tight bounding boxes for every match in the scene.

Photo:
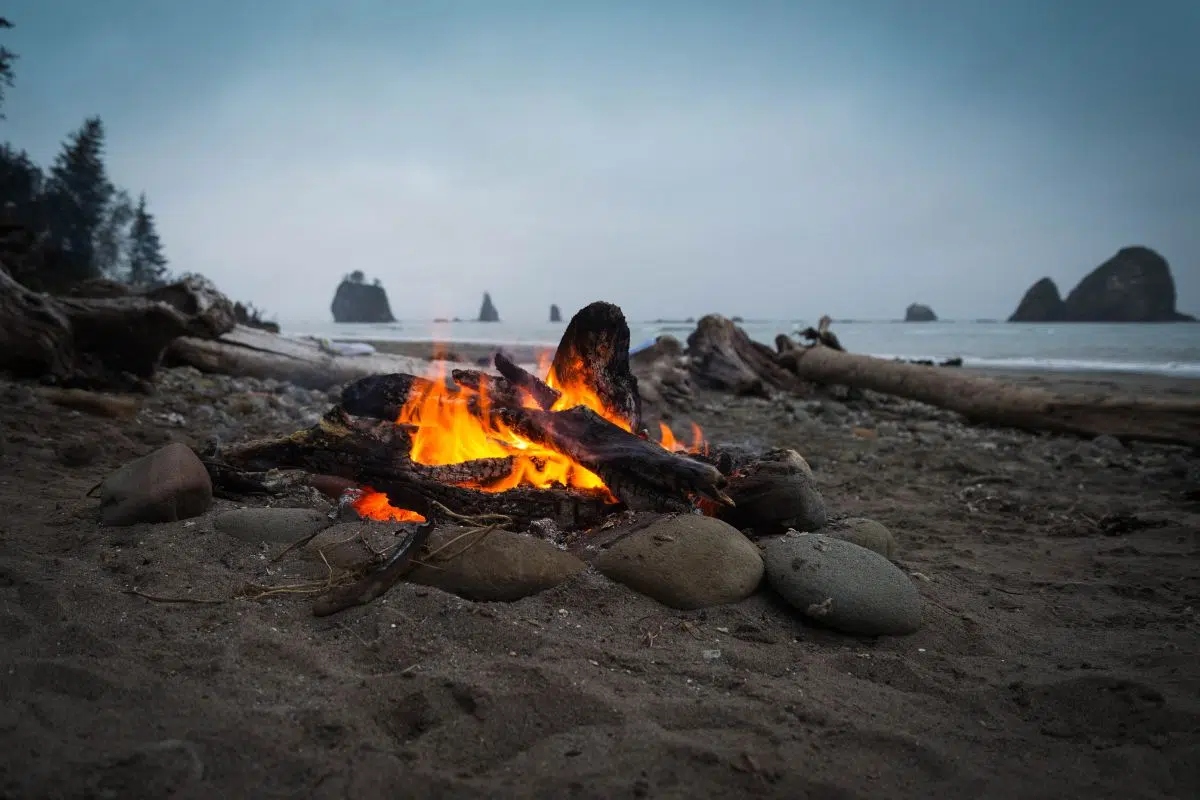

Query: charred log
[494,352,561,410]
[551,301,643,432]
[0,262,236,390]
[341,372,439,421]
[780,345,1200,448]
[499,405,732,511]
[686,314,800,397]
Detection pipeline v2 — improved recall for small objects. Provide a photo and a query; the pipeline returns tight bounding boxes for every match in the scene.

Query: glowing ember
[352,486,426,523]
[352,352,709,523]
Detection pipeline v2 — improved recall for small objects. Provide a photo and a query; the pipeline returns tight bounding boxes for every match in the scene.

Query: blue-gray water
[280,319,1200,378]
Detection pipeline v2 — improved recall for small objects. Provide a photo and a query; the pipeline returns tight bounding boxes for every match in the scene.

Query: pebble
[824,517,897,559]
[97,442,213,526]
[213,507,333,545]
[597,514,764,610]
[763,531,923,636]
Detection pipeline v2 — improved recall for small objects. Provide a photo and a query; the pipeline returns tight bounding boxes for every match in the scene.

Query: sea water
[281,318,1200,378]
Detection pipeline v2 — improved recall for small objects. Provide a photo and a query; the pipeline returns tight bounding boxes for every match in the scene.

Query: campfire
[206,301,823,615]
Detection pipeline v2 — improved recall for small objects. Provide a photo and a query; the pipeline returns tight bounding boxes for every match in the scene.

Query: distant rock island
[330,271,395,323]
[478,292,500,322]
[1009,246,1195,323]
[550,304,562,323]
[904,303,937,322]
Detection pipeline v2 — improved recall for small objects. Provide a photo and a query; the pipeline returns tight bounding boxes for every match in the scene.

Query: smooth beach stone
[763,531,922,636]
[824,517,897,560]
[98,442,213,526]
[597,514,764,610]
[213,507,333,545]
[718,448,827,536]
[405,527,587,602]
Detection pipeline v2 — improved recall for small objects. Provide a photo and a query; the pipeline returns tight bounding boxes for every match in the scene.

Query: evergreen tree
[93,189,134,277]
[0,17,15,118]
[43,116,115,285]
[126,192,167,288]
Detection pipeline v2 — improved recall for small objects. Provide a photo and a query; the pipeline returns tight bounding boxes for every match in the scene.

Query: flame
[658,421,708,455]
[353,351,709,522]
[352,486,426,522]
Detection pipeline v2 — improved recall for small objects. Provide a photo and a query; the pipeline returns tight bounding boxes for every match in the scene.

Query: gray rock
[214,507,333,545]
[406,526,585,602]
[825,517,897,559]
[597,514,763,610]
[1091,434,1124,453]
[763,532,922,636]
[97,442,213,526]
[718,449,826,535]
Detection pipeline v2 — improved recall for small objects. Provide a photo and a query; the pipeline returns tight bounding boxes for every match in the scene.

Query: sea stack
[1008,247,1195,322]
[904,303,937,322]
[330,271,395,323]
[550,304,562,323]
[478,292,500,323]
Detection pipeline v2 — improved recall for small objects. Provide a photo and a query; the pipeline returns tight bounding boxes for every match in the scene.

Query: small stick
[123,589,226,605]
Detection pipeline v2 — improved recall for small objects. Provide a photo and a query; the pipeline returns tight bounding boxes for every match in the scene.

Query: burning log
[341,372,439,421]
[494,352,561,411]
[0,261,236,390]
[780,344,1200,448]
[498,405,732,511]
[550,301,644,432]
[687,314,801,398]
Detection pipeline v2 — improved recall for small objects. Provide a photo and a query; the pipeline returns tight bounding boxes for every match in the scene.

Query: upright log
[550,301,643,432]
[780,345,1200,448]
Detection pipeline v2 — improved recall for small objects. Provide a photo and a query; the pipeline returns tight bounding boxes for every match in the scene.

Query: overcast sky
[4,0,1198,322]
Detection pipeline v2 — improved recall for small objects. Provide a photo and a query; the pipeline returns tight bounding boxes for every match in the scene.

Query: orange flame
[352,486,427,523]
[353,352,708,522]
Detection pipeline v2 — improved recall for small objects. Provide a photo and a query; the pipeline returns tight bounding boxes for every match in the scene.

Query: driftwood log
[780,344,1200,448]
[168,325,436,391]
[687,314,801,398]
[0,260,236,390]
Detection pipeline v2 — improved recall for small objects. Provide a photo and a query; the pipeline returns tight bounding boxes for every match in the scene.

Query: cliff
[1008,278,1066,322]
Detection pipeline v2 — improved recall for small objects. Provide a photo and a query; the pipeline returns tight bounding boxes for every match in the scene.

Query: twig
[123,589,226,605]
[423,524,497,562]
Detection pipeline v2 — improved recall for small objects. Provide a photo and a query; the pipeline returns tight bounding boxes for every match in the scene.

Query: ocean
[279,318,1200,378]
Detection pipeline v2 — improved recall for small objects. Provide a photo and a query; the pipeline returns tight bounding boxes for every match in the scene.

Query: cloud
[8,1,1200,320]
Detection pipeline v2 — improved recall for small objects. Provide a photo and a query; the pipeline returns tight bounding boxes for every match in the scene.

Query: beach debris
[93,442,213,526]
[763,532,923,636]
[596,514,764,610]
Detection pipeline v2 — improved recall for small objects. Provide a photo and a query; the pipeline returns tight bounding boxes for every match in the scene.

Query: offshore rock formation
[550,304,562,323]
[330,272,395,323]
[1010,247,1195,323]
[904,303,937,322]
[478,292,500,322]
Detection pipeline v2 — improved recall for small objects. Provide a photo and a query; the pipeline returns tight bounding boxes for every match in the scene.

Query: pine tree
[0,17,16,119]
[93,189,134,277]
[43,116,115,285]
[126,192,168,288]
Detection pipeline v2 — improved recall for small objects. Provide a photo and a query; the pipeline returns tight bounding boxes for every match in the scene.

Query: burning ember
[354,353,708,522]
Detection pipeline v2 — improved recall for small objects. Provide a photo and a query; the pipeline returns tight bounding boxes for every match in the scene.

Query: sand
[1,364,1198,799]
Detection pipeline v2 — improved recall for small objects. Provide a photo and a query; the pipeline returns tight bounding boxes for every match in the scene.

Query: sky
[3,0,1199,322]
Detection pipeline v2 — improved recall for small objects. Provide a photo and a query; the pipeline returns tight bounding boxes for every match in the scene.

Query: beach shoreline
[363,338,1200,397]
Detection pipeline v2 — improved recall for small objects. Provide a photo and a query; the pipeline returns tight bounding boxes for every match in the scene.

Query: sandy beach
[0,357,1197,798]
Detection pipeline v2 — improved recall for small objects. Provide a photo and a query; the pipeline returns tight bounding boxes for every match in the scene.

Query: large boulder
[1062,247,1194,322]
[330,273,395,323]
[904,303,937,322]
[1008,277,1066,322]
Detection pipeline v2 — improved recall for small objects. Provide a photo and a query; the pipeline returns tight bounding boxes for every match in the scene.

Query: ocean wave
[869,354,1200,377]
